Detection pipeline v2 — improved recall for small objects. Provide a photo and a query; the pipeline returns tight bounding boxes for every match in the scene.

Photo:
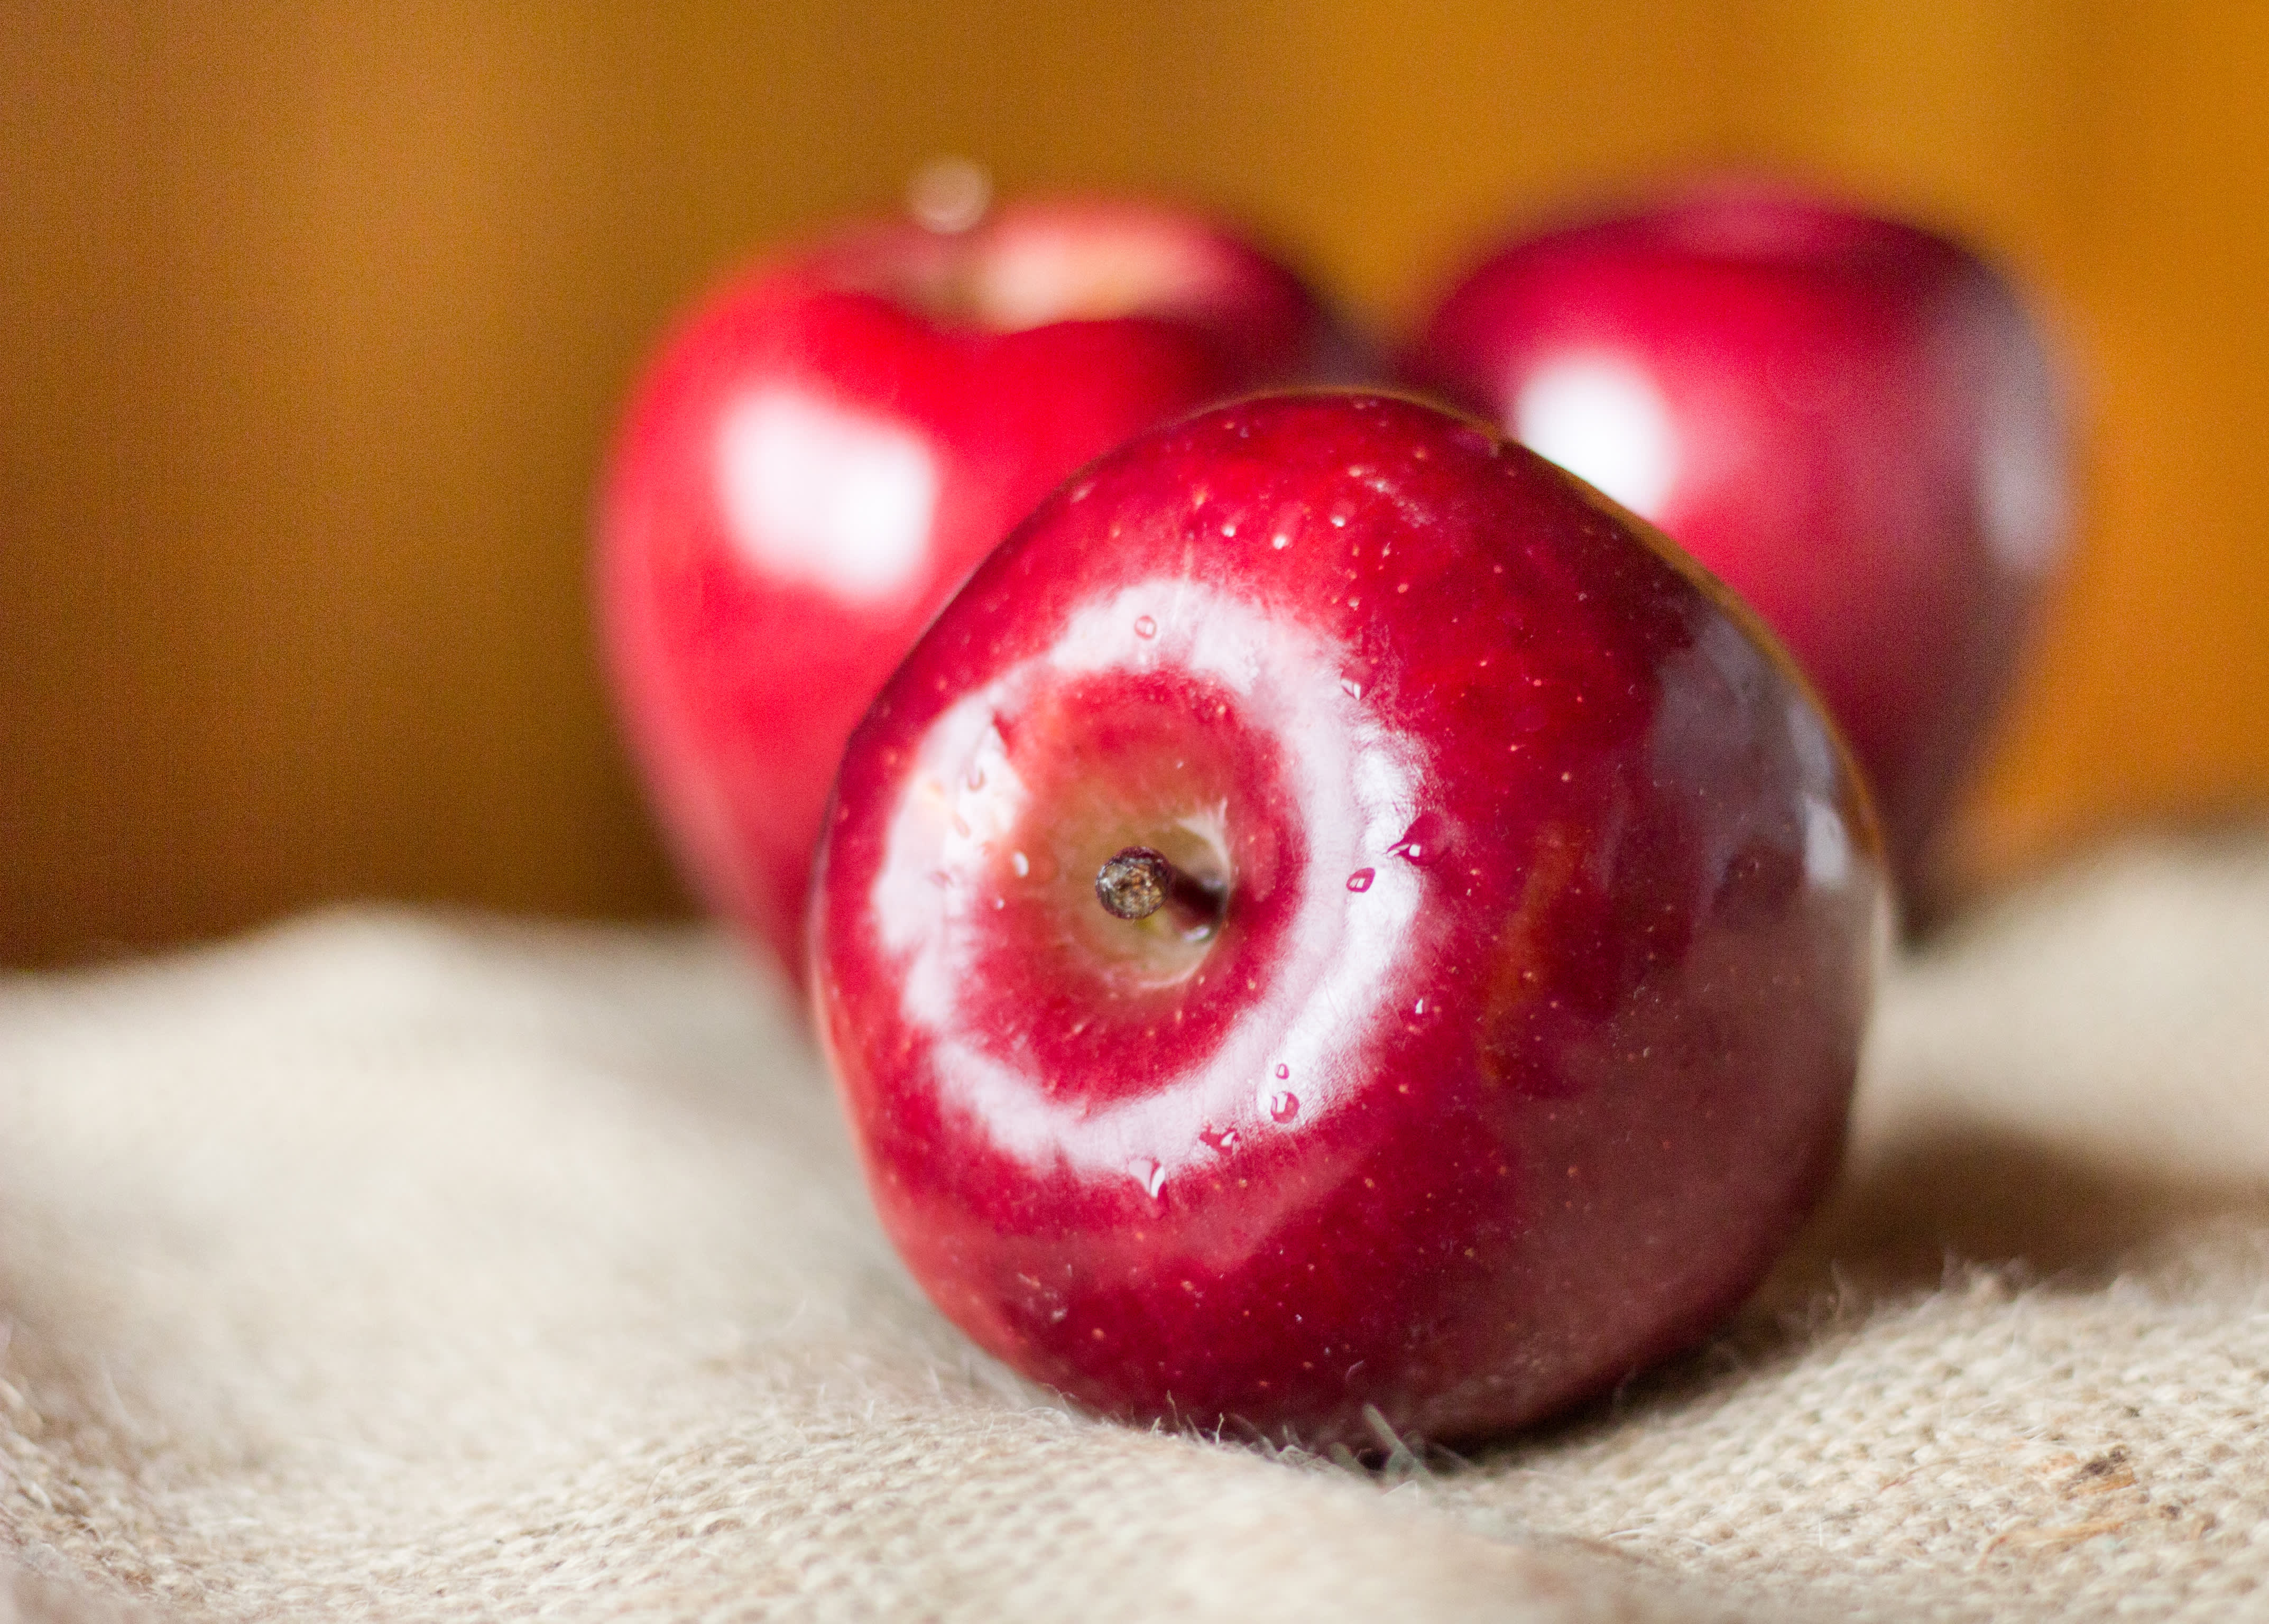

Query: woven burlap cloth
[5,838,2268,1621]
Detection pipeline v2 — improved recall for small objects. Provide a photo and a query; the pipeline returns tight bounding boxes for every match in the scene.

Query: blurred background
[4,1,2266,965]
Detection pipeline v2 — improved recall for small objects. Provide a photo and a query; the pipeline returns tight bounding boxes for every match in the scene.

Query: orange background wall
[5,2,2267,963]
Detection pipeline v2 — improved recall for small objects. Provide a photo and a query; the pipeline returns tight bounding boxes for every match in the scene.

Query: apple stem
[1095,847,1224,936]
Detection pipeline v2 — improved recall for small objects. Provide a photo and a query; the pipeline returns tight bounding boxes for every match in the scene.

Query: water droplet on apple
[1132,1158,1167,1199]
[1389,811,1447,866]
[1340,677,1364,699]
[1275,1063,1290,1079]
[1010,850,1030,878]
[1271,532,1292,550]
[1346,868,1375,892]
[1198,1123,1239,1152]
[965,764,985,790]
[1134,615,1157,639]
[1268,1091,1300,1124]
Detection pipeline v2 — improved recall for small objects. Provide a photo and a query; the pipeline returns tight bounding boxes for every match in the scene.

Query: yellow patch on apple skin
[1473,821,1585,1091]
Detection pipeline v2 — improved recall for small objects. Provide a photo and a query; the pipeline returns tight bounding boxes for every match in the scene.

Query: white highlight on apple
[1978,392,2069,577]
[1514,354,1678,520]
[715,387,938,604]
[1801,797,1851,889]
[974,219,1212,328]
[1783,695,1858,891]
[869,580,1424,1208]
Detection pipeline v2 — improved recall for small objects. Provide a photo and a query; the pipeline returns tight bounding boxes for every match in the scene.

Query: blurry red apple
[1403,180,2069,892]
[599,189,1343,973]
[810,393,1884,1445]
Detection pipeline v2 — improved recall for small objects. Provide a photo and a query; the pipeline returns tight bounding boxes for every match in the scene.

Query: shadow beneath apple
[1436,1122,2269,1471]
[1764,1123,2269,1297]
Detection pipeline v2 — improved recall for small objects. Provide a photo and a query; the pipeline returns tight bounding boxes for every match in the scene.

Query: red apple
[810,392,1884,1445]
[1401,180,2069,893]
[599,194,1343,974]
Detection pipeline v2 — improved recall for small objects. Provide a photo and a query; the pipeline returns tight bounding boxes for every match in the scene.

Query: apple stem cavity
[1094,846,1224,937]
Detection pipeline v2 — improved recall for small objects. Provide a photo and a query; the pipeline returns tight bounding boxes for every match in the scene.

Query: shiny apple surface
[598,198,1338,974]
[811,393,1884,1446]
[1404,181,2069,892]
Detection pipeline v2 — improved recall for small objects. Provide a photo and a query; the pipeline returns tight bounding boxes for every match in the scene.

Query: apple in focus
[1401,180,2070,893]
[810,392,1885,1444]
[599,193,1344,974]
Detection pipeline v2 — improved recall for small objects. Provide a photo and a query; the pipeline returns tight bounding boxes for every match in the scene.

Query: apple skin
[598,198,1342,974]
[1401,181,2069,893]
[810,392,1885,1446]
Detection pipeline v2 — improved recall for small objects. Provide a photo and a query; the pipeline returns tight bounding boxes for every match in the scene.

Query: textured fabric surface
[3,838,2267,1621]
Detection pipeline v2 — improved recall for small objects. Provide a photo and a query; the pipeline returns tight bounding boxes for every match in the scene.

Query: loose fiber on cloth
[5,839,2269,1621]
